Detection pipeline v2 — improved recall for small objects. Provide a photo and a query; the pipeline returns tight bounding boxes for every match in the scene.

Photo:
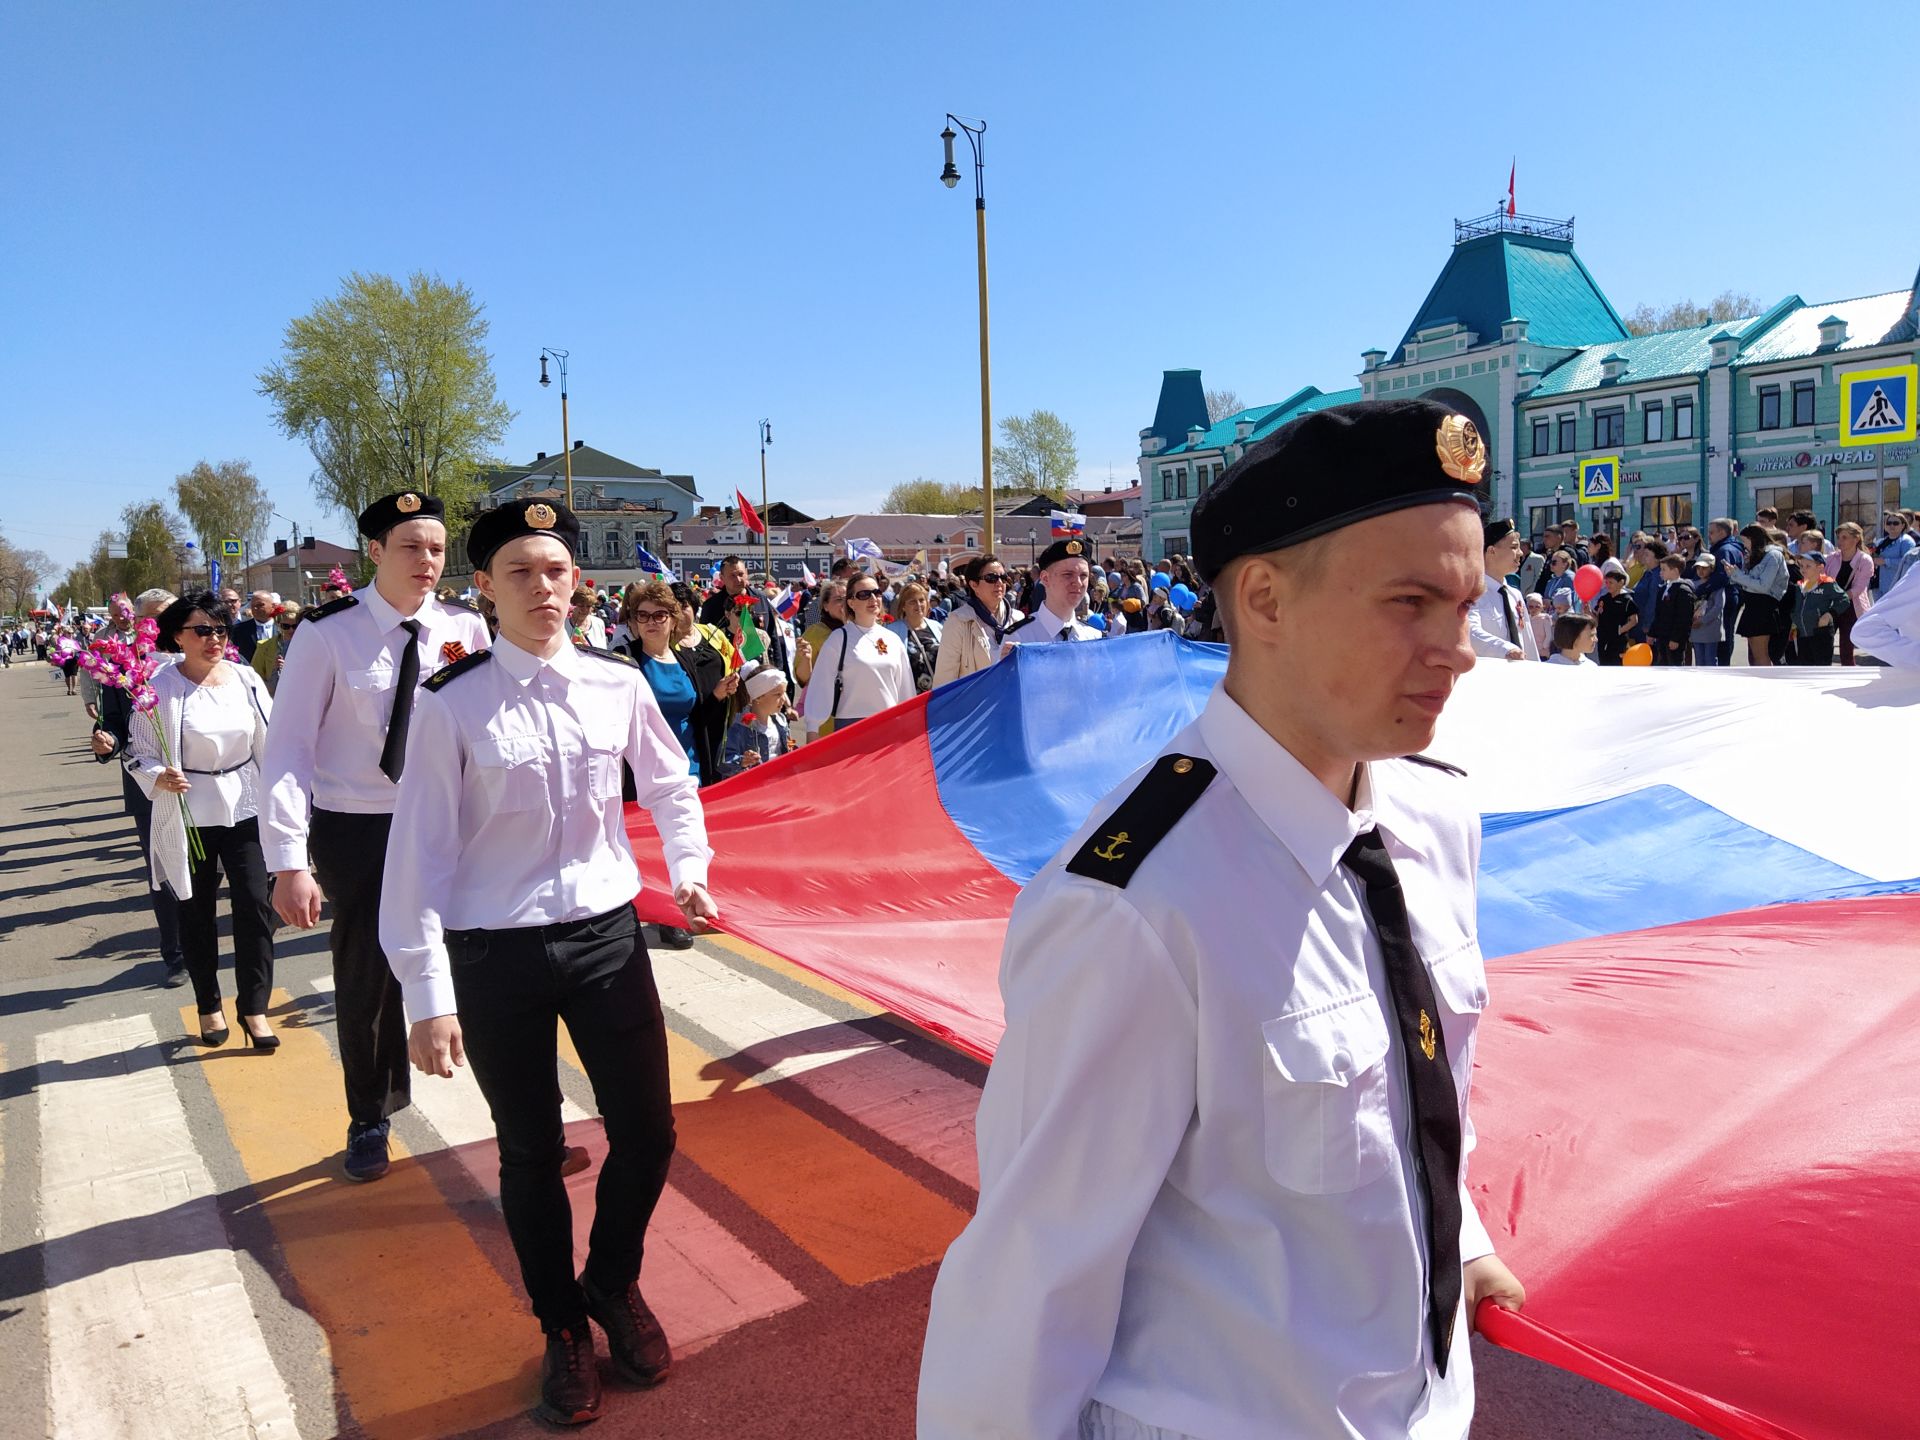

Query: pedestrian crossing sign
[1578,455,1622,504]
[221,537,242,557]
[1840,365,1917,447]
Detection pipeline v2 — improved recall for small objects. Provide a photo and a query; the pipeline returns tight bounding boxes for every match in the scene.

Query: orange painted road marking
[189,991,536,1440]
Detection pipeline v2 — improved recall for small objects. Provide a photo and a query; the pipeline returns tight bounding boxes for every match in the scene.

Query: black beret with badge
[1189,398,1487,583]
[357,490,445,541]
[467,497,582,571]
[1035,536,1095,571]
[1483,516,1516,547]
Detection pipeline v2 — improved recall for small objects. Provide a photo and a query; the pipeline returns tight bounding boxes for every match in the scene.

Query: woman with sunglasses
[932,553,1024,689]
[128,591,280,1050]
[799,573,912,737]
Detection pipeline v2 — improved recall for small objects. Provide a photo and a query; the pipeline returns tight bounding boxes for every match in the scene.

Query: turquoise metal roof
[1147,369,1210,450]
[1526,318,1756,398]
[1396,233,1629,355]
[1732,290,1917,366]
[1154,386,1362,456]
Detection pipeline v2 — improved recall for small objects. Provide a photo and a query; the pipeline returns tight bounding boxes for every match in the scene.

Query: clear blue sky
[4,0,1917,576]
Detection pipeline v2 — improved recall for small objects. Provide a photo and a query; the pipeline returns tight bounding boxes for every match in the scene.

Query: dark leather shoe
[655,925,694,950]
[537,1324,602,1426]
[582,1276,671,1386]
[344,1120,390,1182]
[161,963,189,989]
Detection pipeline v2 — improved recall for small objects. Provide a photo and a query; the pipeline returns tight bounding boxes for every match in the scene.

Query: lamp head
[940,125,960,188]
[538,354,550,387]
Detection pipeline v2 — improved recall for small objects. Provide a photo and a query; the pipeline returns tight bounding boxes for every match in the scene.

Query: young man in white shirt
[381,497,716,1427]
[1005,539,1104,644]
[259,491,491,1182]
[1466,517,1540,662]
[920,399,1525,1440]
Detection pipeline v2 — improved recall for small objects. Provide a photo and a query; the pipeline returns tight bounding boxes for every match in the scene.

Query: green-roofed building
[1143,210,1920,559]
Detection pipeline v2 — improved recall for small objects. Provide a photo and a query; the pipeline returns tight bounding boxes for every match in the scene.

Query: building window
[1836,478,1903,530]
[1557,415,1576,452]
[1753,483,1813,516]
[1639,493,1693,530]
[1758,385,1782,430]
[1532,418,1551,455]
[1792,380,1815,428]
[1674,398,1695,440]
[1159,468,1173,501]
[1643,402,1664,443]
[1528,502,1574,549]
[965,534,978,550]
[1594,408,1625,448]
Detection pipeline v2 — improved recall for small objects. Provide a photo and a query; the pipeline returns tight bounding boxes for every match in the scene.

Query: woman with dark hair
[795,579,847,687]
[1724,523,1789,665]
[128,591,279,1048]
[932,554,1023,689]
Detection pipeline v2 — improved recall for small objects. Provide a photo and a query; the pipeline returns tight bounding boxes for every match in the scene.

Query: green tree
[992,410,1079,496]
[173,459,273,566]
[120,501,187,596]
[52,562,97,610]
[878,477,985,513]
[1622,290,1762,337]
[257,271,514,542]
[0,536,55,614]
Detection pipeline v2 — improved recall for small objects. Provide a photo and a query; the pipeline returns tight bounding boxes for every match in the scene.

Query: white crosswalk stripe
[38,1014,304,1439]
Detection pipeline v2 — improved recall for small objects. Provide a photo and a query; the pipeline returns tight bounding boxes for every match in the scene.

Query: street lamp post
[759,419,774,583]
[539,348,573,511]
[940,114,993,555]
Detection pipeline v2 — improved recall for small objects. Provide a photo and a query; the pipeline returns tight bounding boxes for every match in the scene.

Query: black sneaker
[161,962,189,989]
[582,1276,671,1387]
[344,1120,391,1183]
[536,1323,602,1426]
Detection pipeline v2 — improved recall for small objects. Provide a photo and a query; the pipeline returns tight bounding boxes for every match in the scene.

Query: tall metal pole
[541,348,574,512]
[760,419,773,583]
[942,116,993,555]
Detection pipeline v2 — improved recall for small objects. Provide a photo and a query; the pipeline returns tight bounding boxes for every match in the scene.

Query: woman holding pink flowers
[127,591,281,1049]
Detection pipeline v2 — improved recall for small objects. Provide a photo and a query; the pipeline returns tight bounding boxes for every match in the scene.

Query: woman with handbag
[885,581,943,694]
[127,591,280,1049]
[800,573,912,738]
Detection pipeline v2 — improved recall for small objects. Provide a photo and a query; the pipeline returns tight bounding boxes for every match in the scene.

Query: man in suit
[230,590,277,662]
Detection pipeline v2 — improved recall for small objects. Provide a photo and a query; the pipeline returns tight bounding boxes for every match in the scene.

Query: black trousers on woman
[448,904,676,1332]
[176,816,277,1016]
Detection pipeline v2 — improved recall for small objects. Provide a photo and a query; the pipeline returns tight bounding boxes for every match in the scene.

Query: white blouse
[800,621,914,730]
[177,678,264,828]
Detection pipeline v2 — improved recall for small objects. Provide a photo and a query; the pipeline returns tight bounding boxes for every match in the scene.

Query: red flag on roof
[1507,160,1516,217]
[736,489,766,534]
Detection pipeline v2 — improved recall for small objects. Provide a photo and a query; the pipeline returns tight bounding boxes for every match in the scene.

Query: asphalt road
[0,658,1709,1439]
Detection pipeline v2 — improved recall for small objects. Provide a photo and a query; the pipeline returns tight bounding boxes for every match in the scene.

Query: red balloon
[1572,563,1605,602]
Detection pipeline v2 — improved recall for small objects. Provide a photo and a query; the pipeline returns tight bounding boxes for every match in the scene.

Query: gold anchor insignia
[1418,1009,1438,1061]
[1091,831,1130,862]
[1434,414,1487,484]
[395,492,422,513]
[526,503,557,530]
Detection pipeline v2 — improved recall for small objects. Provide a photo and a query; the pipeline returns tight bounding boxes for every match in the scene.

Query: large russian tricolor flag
[629,634,1920,1440]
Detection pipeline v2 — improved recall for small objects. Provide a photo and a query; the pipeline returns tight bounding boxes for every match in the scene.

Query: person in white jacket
[800,573,913,736]
[127,591,279,1050]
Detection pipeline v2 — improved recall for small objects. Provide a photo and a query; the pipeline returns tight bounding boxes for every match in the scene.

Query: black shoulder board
[306,594,358,622]
[438,595,480,615]
[422,648,493,692]
[1405,753,1467,777]
[578,645,639,669]
[1004,614,1037,636]
[1065,754,1217,888]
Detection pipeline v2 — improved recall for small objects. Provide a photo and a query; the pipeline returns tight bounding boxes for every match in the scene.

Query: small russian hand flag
[773,586,802,621]
[1050,510,1086,538]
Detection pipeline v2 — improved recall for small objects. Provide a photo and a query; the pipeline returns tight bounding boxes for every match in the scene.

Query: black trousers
[310,809,410,1126]
[176,816,277,1015]
[122,770,185,969]
[1797,628,1837,666]
[449,904,675,1332]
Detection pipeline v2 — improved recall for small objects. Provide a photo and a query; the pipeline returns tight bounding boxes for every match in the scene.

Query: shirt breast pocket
[472,734,548,811]
[582,713,629,802]
[1260,994,1395,1195]
[1425,938,1488,1095]
[345,667,395,728]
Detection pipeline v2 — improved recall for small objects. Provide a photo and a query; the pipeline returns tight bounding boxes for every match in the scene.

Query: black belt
[183,761,251,776]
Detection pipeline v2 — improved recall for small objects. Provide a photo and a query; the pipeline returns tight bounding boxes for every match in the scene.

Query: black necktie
[1341,827,1465,1374]
[1058,625,1074,642]
[378,619,422,783]
[1500,587,1519,645]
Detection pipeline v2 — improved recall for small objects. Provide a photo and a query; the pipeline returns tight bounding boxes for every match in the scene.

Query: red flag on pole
[736,489,766,534]
[1507,160,1516,217]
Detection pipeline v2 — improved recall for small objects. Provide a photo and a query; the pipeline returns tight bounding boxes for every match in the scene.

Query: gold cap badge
[1435,414,1487,485]
[526,503,557,530]
[395,492,422,514]
[1065,540,1083,555]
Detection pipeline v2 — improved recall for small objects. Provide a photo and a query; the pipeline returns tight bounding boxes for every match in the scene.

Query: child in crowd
[1649,554,1697,665]
[1545,613,1598,665]
[723,665,795,775]
[1793,548,1851,667]
[1524,591,1551,657]
[1592,563,1641,665]
[1689,556,1724,666]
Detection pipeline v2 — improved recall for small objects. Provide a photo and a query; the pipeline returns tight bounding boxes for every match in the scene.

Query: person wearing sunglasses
[249,602,303,694]
[128,591,280,1052]
[799,573,912,738]
[932,553,1024,689]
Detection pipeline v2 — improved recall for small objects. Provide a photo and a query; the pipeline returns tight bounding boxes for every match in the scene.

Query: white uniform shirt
[176,679,267,829]
[1850,560,1920,664]
[259,587,490,871]
[1467,573,1540,661]
[378,636,712,1022]
[1006,603,1103,645]
[799,621,913,728]
[919,683,1494,1440]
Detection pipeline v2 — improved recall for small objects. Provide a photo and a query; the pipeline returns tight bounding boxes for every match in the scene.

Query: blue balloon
[1151,572,1172,593]
[1168,583,1196,611]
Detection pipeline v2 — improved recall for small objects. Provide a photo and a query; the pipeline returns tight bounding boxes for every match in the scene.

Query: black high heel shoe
[241,1021,280,1053]
[199,1013,230,1046]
